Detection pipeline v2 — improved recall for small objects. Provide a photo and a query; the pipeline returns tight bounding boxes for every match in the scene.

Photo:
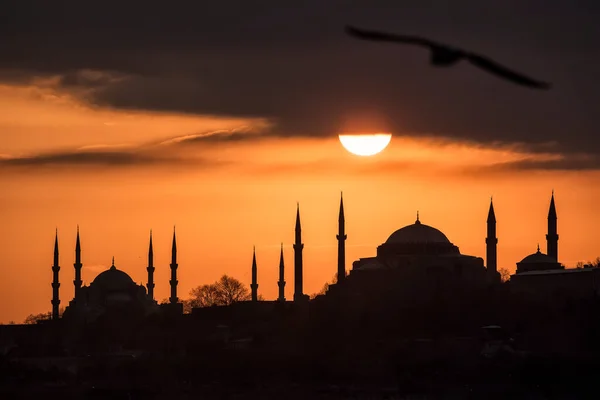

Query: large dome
[386,218,450,244]
[91,261,135,292]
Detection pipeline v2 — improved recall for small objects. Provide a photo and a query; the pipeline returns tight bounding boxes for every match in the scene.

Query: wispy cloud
[1,128,597,174]
[157,125,271,146]
[0,150,177,167]
[465,153,600,174]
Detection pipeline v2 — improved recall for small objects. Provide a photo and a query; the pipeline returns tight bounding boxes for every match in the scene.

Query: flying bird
[345,25,551,90]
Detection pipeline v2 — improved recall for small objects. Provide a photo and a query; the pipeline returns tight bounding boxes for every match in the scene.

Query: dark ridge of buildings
[2,191,599,375]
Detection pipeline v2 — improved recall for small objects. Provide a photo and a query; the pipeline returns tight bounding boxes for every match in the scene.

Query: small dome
[91,260,135,292]
[386,216,450,244]
[519,248,556,264]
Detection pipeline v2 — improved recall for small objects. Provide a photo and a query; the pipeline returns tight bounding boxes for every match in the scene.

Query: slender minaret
[546,191,559,261]
[293,203,305,302]
[73,225,82,298]
[486,198,498,277]
[277,243,286,302]
[147,230,155,301]
[51,230,60,320]
[251,246,258,302]
[336,192,347,283]
[169,227,179,304]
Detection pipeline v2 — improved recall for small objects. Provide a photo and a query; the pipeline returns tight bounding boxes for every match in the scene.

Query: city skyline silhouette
[1,1,599,397]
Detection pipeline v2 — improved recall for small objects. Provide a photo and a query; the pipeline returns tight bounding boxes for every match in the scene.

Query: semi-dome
[91,259,135,292]
[386,216,450,244]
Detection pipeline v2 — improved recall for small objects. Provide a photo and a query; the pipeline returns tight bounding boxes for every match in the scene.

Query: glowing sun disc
[338,133,392,156]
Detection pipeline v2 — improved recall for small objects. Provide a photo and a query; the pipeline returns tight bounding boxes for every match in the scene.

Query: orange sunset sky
[2,1,599,324]
[0,80,599,324]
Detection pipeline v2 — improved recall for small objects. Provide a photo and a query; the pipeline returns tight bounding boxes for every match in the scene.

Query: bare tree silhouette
[23,307,64,324]
[310,273,340,299]
[576,257,600,269]
[188,275,251,307]
[499,268,511,283]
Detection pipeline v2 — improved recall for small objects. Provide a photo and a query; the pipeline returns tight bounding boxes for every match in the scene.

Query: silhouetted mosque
[45,191,599,325]
[509,192,600,297]
[52,228,183,323]
[4,189,600,400]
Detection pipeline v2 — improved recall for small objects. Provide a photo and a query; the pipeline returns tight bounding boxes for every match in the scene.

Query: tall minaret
[336,192,347,283]
[486,198,498,278]
[293,203,305,302]
[169,227,179,304]
[147,230,155,301]
[51,230,60,320]
[546,191,559,261]
[277,243,286,302]
[73,225,82,298]
[251,246,258,302]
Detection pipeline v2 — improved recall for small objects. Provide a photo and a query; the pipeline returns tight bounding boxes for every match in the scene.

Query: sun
[338,133,392,156]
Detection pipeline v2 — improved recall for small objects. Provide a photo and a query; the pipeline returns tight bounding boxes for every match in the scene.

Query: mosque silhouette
[42,191,596,327]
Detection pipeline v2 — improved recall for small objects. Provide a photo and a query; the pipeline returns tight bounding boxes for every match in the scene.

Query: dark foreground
[2,353,600,399]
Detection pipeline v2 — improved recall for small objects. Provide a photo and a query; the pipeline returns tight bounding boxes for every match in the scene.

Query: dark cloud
[0,150,175,167]
[0,148,213,170]
[1,0,599,160]
[0,128,263,170]
[480,156,600,172]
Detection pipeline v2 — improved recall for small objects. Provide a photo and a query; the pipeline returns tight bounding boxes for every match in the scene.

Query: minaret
[336,192,347,283]
[73,225,82,298]
[486,198,498,278]
[277,243,286,302]
[51,230,60,320]
[169,227,179,304]
[293,203,305,302]
[546,191,559,261]
[147,230,155,301]
[251,246,258,302]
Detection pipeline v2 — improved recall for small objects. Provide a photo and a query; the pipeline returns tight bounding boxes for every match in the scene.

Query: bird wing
[466,53,551,89]
[345,25,442,49]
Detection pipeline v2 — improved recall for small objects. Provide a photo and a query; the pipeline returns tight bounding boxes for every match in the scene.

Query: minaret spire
[169,226,179,304]
[147,230,155,300]
[51,229,60,320]
[251,246,258,302]
[293,203,305,302]
[73,225,82,297]
[336,192,347,283]
[546,191,559,260]
[278,243,286,302]
[486,198,499,282]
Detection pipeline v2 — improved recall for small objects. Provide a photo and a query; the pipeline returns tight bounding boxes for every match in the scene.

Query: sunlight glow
[338,133,392,156]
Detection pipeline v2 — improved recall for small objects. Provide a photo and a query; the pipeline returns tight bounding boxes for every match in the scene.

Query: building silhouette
[337,192,347,283]
[510,192,600,297]
[45,191,597,324]
[2,190,600,398]
[251,247,258,302]
[277,244,286,302]
[59,229,180,323]
[293,203,308,303]
[0,189,593,366]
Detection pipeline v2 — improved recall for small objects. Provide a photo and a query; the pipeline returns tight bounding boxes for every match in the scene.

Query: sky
[0,0,599,323]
